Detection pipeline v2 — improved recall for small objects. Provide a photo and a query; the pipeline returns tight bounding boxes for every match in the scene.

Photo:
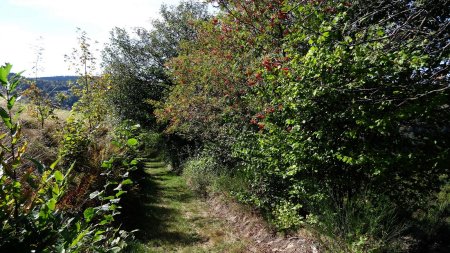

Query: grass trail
[124,157,249,253]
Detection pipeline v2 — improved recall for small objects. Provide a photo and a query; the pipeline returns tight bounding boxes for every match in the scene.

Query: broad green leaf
[93,233,104,243]
[52,184,60,197]
[121,179,133,185]
[101,160,112,169]
[115,190,126,197]
[83,207,95,222]
[94,230,105,236]
[10,73,23,91]
[47,198,57,211]
[13,181,21,189]
[127,138,138,146]
[54,170,64,182]
[7,94,19,110]
[0,63,12,85]
[0,107,12,129]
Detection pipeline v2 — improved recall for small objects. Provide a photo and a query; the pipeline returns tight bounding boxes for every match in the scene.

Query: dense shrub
[182,155,221,197]
[59,115,91,171]
[102,1,210,124]
[157,0,450,250]
[0,64,133,252]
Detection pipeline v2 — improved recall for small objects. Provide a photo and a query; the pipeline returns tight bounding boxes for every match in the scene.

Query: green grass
[123,157,249,253]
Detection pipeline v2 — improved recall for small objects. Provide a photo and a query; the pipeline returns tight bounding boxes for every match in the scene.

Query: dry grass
[0,100,70,165]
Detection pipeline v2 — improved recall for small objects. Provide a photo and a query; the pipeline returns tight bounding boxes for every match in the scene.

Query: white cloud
[3,0,183,76]
[0,23,40,75]
[8,0,180,28]
[0,22,91,76]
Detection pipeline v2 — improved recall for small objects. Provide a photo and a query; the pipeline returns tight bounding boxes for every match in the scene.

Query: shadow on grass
[119,164,202,248]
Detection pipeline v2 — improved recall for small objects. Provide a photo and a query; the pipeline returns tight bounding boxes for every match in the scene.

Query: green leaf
[13,181,21,189]
[47,198,57,211]
[127,138,138,146]
[93,232,105,243]
[121,179,133,185]
[101,159,113,169]
[54,170,64,182]
[0,63,12,85]
[83,207,95,222]
[52,184,60,197]
[7,94,18,110]
[50,158,60,170]
[0,107,12,129]
[10,73,23,91]
[115,190,126,197]
[70,229,88,248]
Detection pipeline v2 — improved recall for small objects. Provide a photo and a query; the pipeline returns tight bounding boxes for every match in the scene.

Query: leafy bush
[102,1,210,125]
[156,0,449,250]
[59,115,90,170]
[271,200,304,231]
[0,64,132,252]
[182,155,221,197]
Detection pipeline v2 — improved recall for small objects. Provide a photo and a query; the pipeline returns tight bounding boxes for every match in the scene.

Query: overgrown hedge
[156,0,449,251]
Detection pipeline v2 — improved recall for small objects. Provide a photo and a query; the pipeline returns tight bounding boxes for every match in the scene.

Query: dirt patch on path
[208,196,320,253]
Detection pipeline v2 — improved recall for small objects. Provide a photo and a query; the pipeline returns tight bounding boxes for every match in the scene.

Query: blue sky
[0,0,182,77]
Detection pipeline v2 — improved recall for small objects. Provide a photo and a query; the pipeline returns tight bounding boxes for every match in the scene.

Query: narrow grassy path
[124,157,249,253]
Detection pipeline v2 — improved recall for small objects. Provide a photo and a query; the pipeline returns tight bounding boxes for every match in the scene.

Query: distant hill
[34,76,78,93]
[31,76,78,108]
[33,76,79,108]
[36,76,78,82]
[6,74,79,108]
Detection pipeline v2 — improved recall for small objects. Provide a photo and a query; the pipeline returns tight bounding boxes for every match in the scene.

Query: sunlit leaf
[127,138,138,146]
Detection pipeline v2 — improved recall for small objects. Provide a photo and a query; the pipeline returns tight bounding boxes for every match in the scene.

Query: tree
[24,83,54,129]
[25,36,54,129]
[65,28,101,130]
[65,28,98,94]
[101,0,210,124]
[154,10,259,163]
[158,0,450,249]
